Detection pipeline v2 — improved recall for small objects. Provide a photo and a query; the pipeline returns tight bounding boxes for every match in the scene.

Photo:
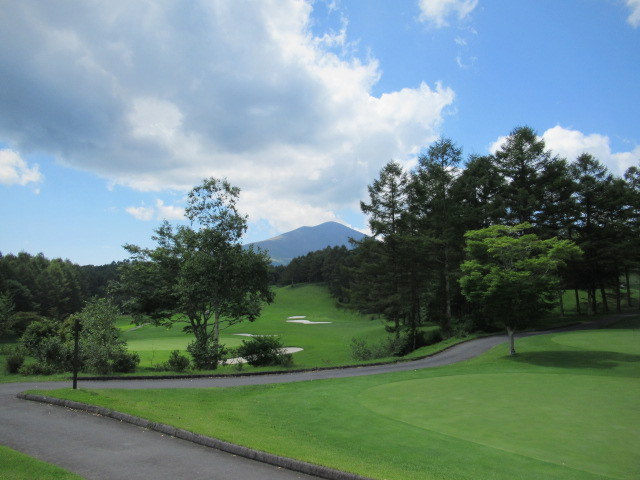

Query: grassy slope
[44,315,640,480]
[120,284,394,370]
[0,446,85,480]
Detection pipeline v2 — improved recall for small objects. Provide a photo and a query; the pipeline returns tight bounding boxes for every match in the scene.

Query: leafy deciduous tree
[459,224,581,355]
[117,178,274,369]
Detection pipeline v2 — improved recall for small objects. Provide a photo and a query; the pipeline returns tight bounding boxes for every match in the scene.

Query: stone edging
[17,393,373,480]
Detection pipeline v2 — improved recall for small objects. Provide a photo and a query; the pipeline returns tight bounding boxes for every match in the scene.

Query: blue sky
[1,0,639,265]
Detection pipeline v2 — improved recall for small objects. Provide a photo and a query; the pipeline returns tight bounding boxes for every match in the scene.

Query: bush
[21,319,61,358]
[163,350,190,372]
[9,312,46,336]
[350,328,444,361]
[18,362,58,376]
[5,347,25,374]
[236,336,292,367]
[187,337,226,370]
[350,337,373,361]
[424,327,444,345]
[112,351,140,373]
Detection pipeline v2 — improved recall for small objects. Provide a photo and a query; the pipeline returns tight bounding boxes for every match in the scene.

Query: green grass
[120,284,396,371]
[2,283,637,381]
[42,315,640,480]
[0,445,85,480]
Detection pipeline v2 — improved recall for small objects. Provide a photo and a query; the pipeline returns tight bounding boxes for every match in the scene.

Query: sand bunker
[286,319,332,324]
[226,347,303,365]
[287,316,306,319]
[233,333,276,337]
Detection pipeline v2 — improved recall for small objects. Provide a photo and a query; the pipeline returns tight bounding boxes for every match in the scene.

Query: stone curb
[17,393,373,480]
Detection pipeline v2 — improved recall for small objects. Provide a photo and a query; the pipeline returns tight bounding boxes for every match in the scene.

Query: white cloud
[0,149,43,188]
[455,55,476,69]
[418,0,478,27]
[0,0,455,235]
[489,126,640,176]
[126,200,184,222]
[155,199,185,221]
[542,126,639,175]
[626,0,640,27]
[125,205,155,221]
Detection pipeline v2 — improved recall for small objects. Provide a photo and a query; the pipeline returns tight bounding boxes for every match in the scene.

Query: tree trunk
[615,268,621,313]
[574,288,581,315]
[559,290,565,317]
[587,289,595,316]
[599,282,609,312]
[625,266,632,307]
[213,311,220,344]
[443,245,452,332]
[506,327,516,356]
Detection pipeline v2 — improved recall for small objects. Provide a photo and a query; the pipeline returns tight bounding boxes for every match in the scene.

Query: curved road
[0,315,627,480]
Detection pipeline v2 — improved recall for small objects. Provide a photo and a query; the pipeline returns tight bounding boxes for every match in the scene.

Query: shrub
[187,337,226,370]
[9,312,46,336]
[21,319,60,358]
[424,327,444,345]
[5,347,25,374]
[350,337,373,361]
[236,336,292,367]
[112,351,140,373]
[163,350,190,372]
[18,362,58,376]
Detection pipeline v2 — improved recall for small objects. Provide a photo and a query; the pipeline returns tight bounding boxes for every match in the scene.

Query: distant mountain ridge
[245,221,366,265]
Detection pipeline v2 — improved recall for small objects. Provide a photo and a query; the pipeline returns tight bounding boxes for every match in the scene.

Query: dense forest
[273,126,640,341]
[0,252,121,332]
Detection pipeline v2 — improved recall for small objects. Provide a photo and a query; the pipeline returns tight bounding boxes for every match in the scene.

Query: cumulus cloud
[0,149,43,188]
[489,126,639,176]
[126,200,184,222]
[626,0,640,27]
[0,0,454,234]
[418,0,478,27]
[542,126,639,175]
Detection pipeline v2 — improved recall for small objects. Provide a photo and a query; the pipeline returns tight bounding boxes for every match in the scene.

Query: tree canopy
[459,224,580,354]
[117,178,274,369]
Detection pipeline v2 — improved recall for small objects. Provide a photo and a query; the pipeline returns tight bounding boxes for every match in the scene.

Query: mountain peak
[246,222,365,265]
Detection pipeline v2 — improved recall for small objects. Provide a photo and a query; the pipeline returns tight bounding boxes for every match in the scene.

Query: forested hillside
[0,252,120,326]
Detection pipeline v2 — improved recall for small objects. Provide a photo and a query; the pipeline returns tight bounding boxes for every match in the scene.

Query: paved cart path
[0,315,628,480]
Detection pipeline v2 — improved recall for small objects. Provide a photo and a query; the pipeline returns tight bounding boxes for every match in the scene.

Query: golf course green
[44,315,640,480]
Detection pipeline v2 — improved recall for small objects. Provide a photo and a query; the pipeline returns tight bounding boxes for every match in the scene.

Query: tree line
[274,126,640,348]
[0,252,121,335]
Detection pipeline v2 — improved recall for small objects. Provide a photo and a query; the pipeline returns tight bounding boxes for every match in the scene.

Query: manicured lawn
[0,445,85,480]
[120,283,396,370]
[43,316,640,480]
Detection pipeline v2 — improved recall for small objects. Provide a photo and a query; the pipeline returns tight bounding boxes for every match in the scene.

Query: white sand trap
[225,347,304,365]
[286,319,332,324]
[233,333,277,337]
[287,316,307,319]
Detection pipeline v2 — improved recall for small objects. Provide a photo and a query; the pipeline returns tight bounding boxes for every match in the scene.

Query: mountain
[245,221,366,265]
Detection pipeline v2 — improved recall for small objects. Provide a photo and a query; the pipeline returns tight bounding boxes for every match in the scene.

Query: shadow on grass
[603,316,640,329]
[509,350,640,369]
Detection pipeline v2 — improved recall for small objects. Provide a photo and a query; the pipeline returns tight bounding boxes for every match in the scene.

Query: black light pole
[72,316,80,389]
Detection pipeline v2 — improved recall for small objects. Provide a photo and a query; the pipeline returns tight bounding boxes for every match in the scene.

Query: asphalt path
[0,314,628,480]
